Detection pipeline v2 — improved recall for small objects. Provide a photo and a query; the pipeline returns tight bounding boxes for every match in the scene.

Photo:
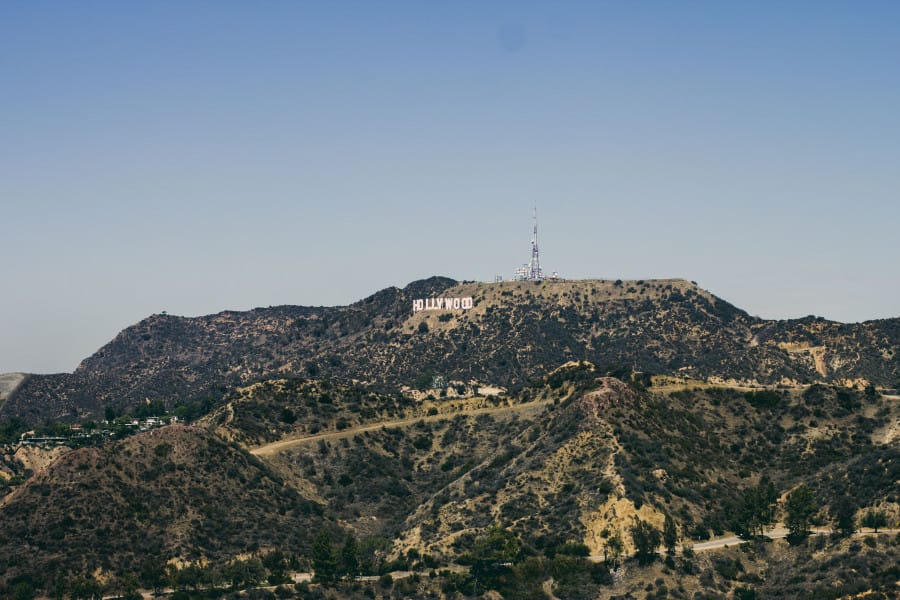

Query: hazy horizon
[3,2,899,374]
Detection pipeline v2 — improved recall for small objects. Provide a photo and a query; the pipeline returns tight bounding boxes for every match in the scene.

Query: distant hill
[3,277,898,424]
[0,425,332,586]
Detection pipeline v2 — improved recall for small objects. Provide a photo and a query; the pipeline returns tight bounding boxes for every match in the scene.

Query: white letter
[461,297,474,310]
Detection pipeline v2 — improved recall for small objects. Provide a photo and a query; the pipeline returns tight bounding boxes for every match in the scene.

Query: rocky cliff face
[3,277,898,424]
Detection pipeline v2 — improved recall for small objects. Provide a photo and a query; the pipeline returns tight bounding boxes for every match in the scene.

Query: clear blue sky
[3,2,900,374]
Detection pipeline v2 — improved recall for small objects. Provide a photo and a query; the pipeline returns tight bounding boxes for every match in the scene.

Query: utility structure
[514,207,544,281]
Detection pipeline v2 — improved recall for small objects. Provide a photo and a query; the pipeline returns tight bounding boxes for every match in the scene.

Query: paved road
[691,527,899,552]
[124,529,897,598]
[589,527,899,561]
[690,527,795,552]
[251,398,553,457]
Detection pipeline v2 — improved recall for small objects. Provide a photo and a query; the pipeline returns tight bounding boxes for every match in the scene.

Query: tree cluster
[630,518,662,564]
[785,485,818,544]
[733,476,778,538]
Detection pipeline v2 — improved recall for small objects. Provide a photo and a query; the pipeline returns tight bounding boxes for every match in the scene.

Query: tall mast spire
[529,206,543,281]
[512,206,546,281]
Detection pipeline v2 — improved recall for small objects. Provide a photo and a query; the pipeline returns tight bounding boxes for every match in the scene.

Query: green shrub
[744,390,781,409]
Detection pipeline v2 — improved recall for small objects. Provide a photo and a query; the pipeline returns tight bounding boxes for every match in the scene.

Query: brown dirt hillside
[4,277,898,424]
[0,364,896,596]
[0,425,331,586]
[383,368,898,561]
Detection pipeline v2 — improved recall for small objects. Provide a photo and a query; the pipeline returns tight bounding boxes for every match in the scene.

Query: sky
[2,2,900,374]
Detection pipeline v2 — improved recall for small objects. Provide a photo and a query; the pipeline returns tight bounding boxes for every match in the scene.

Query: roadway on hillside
[690,527,899,552]
[588,527,899,561]
[690,526,793,552]
[130,529,900,598]
[250,398,554,457]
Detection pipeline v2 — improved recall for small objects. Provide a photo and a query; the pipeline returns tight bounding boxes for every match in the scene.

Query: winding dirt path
[250,398,553,457]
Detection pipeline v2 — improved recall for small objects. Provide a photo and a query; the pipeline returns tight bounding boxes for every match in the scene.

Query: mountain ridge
[2,276,897,424]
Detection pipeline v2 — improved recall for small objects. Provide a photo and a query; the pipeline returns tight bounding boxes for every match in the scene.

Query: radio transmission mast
[513,206,546,281]
[528,207,543,280]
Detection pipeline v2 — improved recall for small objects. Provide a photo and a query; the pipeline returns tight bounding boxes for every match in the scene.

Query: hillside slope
[0,425,331,587]
[382,369,898,562]
[0,365,897,596]
[3,277,898,425]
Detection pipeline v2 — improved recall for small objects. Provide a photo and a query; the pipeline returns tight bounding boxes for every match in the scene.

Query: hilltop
[2,277,898,424]
[0,425,334,586]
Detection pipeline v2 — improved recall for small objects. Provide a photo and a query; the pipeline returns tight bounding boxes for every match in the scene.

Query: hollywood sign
[412,297,474,313]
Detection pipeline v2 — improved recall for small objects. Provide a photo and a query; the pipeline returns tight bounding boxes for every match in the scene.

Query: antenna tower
[512,206,546,281]
[528,207,543,280]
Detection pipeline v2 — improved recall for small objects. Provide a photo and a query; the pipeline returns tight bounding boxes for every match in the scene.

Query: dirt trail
[251,399,553,457]
[542,578,561,600]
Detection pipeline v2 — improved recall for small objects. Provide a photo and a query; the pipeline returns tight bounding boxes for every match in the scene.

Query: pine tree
[785,485,817,545]
[832,496,856,537]
[759,475,778,532]
[861,510,888,532]
[312,530,338,583]
[735,475,778,538]
[341,533,359,577]
[663,514,678,555]
[604,530,624,567]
